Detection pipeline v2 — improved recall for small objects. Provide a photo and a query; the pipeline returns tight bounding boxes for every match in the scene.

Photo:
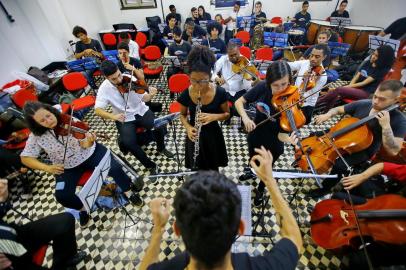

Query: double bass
[310,194,406,250]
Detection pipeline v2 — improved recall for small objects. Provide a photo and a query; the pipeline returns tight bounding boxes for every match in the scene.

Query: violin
[116,74,149,95]
[294,103,402,174]
[299,65,325,92]
[231,56,260,82]
[2,128,30,150]
[271,85,306,132]
[310,194,406,251]
[54,113,91,140]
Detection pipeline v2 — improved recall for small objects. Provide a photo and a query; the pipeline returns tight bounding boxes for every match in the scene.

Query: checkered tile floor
[4,70,350,269]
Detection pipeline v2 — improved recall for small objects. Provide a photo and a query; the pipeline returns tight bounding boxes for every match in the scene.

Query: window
[119,0,157,10]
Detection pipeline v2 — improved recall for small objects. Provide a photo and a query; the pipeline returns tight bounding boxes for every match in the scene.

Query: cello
[310,194,406,250]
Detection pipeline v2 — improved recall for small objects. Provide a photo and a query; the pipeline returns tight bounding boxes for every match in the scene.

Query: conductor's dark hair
[312,43,329,56]
[375,45,395,70]
[174,171,242,268]
[117,42,129,52]
[23,101,62,136]
[303,1,309,5]
[378,80,403,95]
[266,60,293,86]
[173,26,182,37]
[187,45,217,75]
[100,60,119,77]
[72,26,87,37]
[119,32,130,39]
[207,21,223,35]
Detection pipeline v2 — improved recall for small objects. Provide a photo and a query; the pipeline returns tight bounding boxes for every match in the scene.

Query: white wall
[1,0,405,86]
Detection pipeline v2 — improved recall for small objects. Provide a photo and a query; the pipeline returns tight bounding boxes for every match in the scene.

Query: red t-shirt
[383,162,406,182]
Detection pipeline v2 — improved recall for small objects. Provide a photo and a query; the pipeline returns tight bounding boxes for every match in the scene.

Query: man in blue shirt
[293,1,311,29]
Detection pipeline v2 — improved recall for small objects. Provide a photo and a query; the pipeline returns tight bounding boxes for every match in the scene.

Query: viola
[54,113,91,140]
[310,194,406,250]
[294,103,402,174]
[271,85,306,132]
[231,56,260,82]
[116,74,149,95]
[299,65,325,92]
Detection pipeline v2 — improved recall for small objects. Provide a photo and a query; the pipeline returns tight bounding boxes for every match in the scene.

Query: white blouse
[21,130,96,169]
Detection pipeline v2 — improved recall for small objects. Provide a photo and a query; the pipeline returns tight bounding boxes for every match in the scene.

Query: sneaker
[64,250,88,267]
[79,211,90,227]
[159,149,175,159]
[239,171,256,181]
[128,193,144,207]
[131,176,144,193]
[253,189,265,207]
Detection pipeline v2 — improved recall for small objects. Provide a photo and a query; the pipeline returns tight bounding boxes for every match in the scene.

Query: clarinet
[192,90,203,169]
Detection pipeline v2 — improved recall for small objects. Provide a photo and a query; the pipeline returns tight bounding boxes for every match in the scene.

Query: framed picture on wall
[215,0,249,8]
[119,0,157,10]
[293,0,332,2]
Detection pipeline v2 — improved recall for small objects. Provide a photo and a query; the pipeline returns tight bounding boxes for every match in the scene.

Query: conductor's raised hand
[150,197,171,229]
[250,146,274,182]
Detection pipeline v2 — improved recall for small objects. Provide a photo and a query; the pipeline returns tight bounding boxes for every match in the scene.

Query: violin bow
[62,107,75,166]
[123,65,135,120]
[321,130,374,269]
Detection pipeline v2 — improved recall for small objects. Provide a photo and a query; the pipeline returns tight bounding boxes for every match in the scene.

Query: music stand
[199,20,214,32]
[330,17,351,27]
[237,16,254,32]
[191,38,203,46]
[164,55,180,66]
[253,59,273,74]
[328,41,351,58]
[102,50,119,64]
[369,35,400,57]
[264,32,288,48]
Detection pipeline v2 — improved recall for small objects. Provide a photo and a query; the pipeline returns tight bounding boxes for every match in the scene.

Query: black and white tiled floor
[5,71,350,269]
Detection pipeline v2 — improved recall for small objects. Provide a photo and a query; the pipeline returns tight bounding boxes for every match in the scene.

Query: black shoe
[64,250,88,267]
[239,171,256,181]
[159,149,175,159]
[148,165,159,175]
[253,189,265,207]
[79,211,90,227]
[128,193,144,207]
[131,176,144,193]
[305,188,330,199]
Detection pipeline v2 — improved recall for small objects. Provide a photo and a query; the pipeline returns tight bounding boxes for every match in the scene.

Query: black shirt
[181,25,207,41]
[117,57,142,74]
[74,39,102,55]
[168,41,192,62]
[344,99,406,157]
[147,238,299,270]
[294,11,311,29]
[185,17,200,25]
[357,61,390,94]
[199,13,212,21]
[384,17,406,40]
[330,10,350,18]
[165,13,182,26]
[163,26,176,39]
[202,38,227,54]
[252,11,267,27]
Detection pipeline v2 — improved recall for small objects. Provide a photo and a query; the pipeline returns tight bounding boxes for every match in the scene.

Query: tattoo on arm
[382,127,400,154]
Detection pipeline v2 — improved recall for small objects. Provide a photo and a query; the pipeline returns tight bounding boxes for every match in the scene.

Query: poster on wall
[213,0,249,8]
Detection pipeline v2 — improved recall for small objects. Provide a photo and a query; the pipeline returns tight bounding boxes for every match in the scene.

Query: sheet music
[164,55,180,66]
[237,185,252,236]
[330,17,351,26]
[369,35,400,56]
[78,149,110,212]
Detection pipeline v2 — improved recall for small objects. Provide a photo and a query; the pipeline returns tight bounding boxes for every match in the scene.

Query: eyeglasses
[190,79,210,85]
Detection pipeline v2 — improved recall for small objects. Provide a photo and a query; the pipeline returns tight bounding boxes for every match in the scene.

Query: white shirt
[95,77,149,122]
[288,60,327,107]
[128,40,140,59]
[212,55,251,96]
[226,10,239,31]
[21,131,96,169]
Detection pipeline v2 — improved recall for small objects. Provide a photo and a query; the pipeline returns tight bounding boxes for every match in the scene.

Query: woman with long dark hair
[178,46,230,171]
[20,101,143,227]
[198,5,212,21]
[316,45,395,110]
[235,61,297,205]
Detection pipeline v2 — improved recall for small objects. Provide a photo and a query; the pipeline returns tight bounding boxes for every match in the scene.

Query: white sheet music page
[237,185,252,236]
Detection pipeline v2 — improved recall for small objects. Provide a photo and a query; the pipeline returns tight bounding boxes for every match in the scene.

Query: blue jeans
[83,68,98,89]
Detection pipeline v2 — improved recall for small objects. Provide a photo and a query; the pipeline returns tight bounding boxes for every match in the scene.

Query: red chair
[239,46,251,59]
[168,74,190,113]
[11,88,38,109]
[255,47,273,61]
[270,17,283,25]
[32,245,48,266]
[143,46,163,77]
[136,32,148,56]
[102,33,117,48]
[235,31,250,45]
[62,72,96,111]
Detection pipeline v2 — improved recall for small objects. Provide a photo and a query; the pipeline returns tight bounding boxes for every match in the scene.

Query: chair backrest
[143,45,161,61]
[135,32,148,48]
[103,33,117,46]
[62,72,88,92]
[32,245,48,266]
[169,74,190,93]
[146,16,162,33]
[255,47,273,61]
[235,31,250,44]
[271,17,283,24]
[239,46,251,59]
[11,89,38,109]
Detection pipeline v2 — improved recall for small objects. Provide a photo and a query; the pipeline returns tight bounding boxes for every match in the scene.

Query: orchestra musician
[181,21,207,43]
[118,32,140,60]
[330,0,350,19]
[178,46,229,171]
[308,80,406,198]
[293,1,311,29]
[20,101,144,227]
[224,1,241,44]
[165,4,181,27]
[139,148,302,270]
[163,13,178,40]
[252,1,267,27]
[288,43,328,123]
[95,60,174,176]
[197,5,212,21]
[235,61,301,206]
[202,21,226,55]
